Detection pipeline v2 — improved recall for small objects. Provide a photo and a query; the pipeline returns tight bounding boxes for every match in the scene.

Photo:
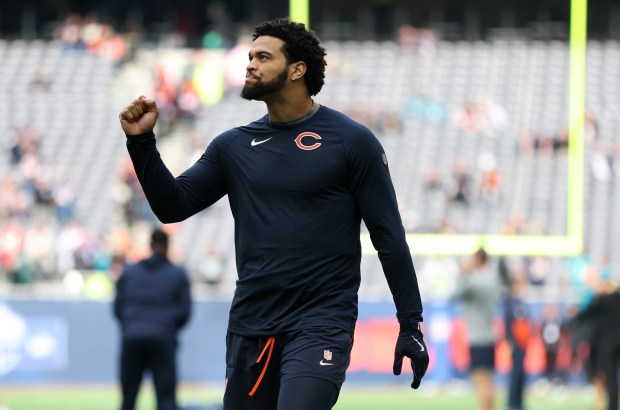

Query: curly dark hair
[253,18,327,96]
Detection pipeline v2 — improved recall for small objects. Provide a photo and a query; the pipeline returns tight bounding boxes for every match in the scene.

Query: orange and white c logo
[295,132,322,150]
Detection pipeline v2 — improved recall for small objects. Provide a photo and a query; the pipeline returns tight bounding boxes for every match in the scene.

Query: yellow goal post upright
[289,0,310,28]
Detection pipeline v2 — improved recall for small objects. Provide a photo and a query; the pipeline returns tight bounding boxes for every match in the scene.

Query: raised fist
[119,96,159,136]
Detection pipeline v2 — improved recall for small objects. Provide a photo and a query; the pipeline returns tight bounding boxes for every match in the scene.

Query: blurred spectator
[571,278,620,410]
[17,148,44,196]
[453,99,508,137]
[591,142,612,182]
[504,268,530,410]
[0,175,29,219]
[107,226,134,262]
[30,66,52,93]
[203,1,235,48]
[202,30,224,48]
[540,304,563,385]
[153,64,178,137]
[73,234,100,271]
[376,111,404,135]
[53,13,84,50]
[518,128,537,156]
[10,127,39,166]
[476,151,502,204]
[422,166,442,193]
[32,161,55,218]
[565,249,606,311]
[453,249,502,410]
[553,128,569,155]
[6,252,35,285]
[416,28,438,57]
[114,159,158,226]
[52,168,76,224]
[0,218,27,282]
[453,101,480,135]
[404,93,446,123]
[421,166,446,229]
[525,256,551,287]
[518,124,568,156]
[397,24,438,57]
[55,219,88,275]
[397,24,418,53]
[24,218,56,280]
[584,109,599,142]
[98,22,128,63]
[80,13,104,52]
[501,212,543,235]
[445,159,472,205]
[478,99,509,137]
[564,251,610,409]
[176,72,202,120]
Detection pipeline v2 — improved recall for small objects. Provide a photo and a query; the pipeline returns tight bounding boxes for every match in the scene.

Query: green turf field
[0,383,592,410]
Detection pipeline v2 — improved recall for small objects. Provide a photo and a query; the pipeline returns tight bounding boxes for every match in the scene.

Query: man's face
[241,36,290,101]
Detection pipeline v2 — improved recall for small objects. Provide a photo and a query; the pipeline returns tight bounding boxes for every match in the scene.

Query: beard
[240,67,289,101]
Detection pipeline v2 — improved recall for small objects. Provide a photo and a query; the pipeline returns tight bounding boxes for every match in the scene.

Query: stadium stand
[1,35,619,303]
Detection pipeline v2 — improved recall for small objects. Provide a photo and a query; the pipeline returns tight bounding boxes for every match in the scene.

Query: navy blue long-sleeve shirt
[114,253,192,341]
[126,105,422,336]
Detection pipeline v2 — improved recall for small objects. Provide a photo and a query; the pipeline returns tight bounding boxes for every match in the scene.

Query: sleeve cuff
[397,311,423,326]
[126,131,155,143]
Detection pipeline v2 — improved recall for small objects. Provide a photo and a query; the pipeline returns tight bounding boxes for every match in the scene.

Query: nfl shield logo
[323,350,332,361]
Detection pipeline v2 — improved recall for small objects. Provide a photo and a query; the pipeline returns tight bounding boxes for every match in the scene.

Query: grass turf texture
[1,384,591,410]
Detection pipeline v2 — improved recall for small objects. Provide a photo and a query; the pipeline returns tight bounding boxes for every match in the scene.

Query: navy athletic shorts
[223,327,353,409]
[469,344,495,371]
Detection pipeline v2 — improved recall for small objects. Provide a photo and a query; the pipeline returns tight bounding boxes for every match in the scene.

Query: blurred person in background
[453,248,502,410]
[566,255,612,410]
[504,268,531,410]
[119,17,428,410]
[571,275,620,410]
[114,227,192,410]
[539,304,563,387]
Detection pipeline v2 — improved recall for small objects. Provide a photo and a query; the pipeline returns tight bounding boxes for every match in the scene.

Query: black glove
[393,317,429,389]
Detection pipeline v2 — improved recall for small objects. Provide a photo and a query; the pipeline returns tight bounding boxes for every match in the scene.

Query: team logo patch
[382,152,388,166]
[295,132,322,150]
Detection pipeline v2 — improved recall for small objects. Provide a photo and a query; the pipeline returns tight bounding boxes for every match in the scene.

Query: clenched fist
[119,96,159,136]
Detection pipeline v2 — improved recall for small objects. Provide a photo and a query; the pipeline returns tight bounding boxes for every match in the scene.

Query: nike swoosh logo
[319,360,334,366]
[251,137,272,146]
[412,335,425,352]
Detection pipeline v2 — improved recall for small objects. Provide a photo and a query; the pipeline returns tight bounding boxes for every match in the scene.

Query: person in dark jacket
[573,280,620,410]
[504,268,530,410]
[114,228,192,410]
